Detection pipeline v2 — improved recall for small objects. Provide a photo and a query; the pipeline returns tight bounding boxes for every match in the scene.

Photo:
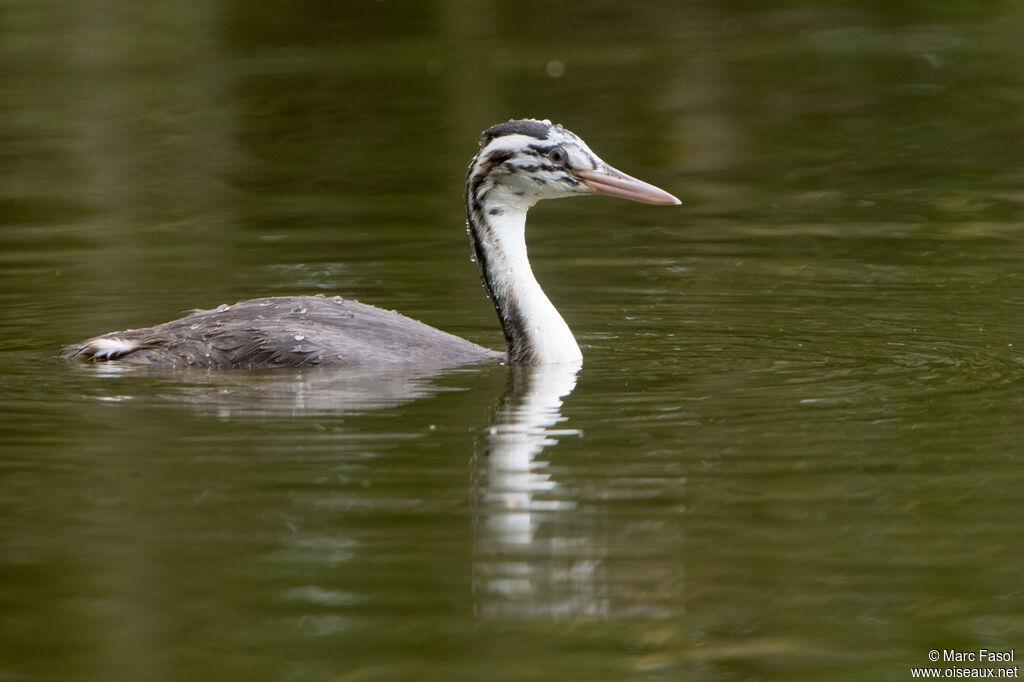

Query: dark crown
[479,119,552,147]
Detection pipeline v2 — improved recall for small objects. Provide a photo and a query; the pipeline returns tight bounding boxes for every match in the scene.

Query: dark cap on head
[480,119,552,147]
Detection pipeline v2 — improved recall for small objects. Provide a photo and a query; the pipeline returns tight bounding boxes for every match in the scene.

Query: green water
[2,2,1023,680]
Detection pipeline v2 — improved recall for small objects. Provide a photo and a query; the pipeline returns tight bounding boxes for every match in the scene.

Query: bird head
[468,118,680,209]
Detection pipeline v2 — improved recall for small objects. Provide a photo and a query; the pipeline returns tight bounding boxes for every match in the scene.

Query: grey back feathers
[64,295,503,369]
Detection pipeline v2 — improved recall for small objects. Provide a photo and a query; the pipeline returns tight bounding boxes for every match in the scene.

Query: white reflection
[473,361,604,620]
[481,362,581,545]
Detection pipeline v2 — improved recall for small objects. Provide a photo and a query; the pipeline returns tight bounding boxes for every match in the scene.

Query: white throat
[469,189,582,365]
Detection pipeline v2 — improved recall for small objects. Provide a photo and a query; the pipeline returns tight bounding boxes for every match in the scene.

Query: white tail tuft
[80,337,138,361]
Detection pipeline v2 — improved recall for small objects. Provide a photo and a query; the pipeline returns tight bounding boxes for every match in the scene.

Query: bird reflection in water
[473,365,685,622]
[472,362,612,620]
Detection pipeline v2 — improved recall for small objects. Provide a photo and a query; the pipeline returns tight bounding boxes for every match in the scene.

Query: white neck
[469,187,582,365]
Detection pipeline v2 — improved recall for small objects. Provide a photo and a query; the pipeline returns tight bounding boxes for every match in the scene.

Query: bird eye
[548,147,568,166]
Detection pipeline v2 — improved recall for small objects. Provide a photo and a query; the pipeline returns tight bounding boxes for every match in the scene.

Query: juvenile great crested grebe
[64,119,679,369]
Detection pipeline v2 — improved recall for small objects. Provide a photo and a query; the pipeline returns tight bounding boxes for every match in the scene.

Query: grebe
[63,119,679,369]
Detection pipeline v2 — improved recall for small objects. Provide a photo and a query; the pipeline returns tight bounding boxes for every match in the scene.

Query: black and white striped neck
[464,121,592,365]
[463,118,679,365]
[466,186,581,366]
